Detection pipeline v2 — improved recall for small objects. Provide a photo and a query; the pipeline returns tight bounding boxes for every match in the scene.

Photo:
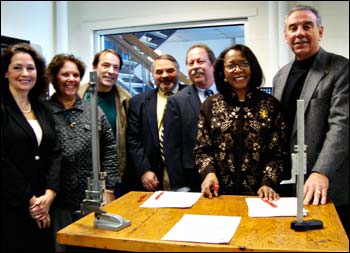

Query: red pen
[262,198,278,208]
[137,193,147,202]
[155,191,164,200]
[211,184,220,191]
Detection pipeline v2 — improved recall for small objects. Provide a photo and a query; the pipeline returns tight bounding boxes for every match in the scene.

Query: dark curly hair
[214,44,264,96]
[1,43,48,100]
[47,53,86,90]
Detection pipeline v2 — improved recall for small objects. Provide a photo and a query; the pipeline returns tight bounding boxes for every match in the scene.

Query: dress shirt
[196,83,218,103]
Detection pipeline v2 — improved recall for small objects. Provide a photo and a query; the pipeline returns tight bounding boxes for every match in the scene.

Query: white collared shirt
[196,83,218,103]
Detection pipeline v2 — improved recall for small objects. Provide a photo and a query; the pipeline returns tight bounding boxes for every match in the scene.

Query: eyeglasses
[224,61,250,72]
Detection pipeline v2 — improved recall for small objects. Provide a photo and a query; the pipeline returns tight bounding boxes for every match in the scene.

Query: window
[95,20,246,96]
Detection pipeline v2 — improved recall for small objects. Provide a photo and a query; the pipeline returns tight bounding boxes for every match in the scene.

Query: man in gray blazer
[273,5,349,236]
[163,44,217,192]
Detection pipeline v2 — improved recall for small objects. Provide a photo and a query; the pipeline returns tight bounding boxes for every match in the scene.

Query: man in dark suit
[163,44,217,192]
[126,54,185,191]
[273,5,349,236]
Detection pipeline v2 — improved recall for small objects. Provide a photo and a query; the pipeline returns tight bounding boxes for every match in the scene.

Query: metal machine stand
[79,71,130,231]
[281,100,323,231]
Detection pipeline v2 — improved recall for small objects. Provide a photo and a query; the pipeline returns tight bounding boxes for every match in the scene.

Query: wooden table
[57,191,349,252]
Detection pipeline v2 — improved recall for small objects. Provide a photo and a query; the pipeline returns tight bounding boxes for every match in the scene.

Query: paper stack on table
[139,191,202,208]
[162,214,241,244]
[245,197,308,217]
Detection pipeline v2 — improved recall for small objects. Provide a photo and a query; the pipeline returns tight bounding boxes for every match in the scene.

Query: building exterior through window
[95,21,246,96]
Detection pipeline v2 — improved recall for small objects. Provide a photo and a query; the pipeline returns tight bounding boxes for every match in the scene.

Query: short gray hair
[286,5,322,27]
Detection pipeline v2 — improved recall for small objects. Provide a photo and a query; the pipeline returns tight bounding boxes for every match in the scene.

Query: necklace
[21,103,32,113]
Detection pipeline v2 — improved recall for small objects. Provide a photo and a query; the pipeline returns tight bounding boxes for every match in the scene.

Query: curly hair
[214,44,264,96]
[47,54,86,89]
[1,43,48,100]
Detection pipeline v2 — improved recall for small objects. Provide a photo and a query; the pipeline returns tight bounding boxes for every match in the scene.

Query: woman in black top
[1,43,61,253]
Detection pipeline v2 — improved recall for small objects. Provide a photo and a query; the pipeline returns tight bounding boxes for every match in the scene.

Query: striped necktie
[159,92,172,190]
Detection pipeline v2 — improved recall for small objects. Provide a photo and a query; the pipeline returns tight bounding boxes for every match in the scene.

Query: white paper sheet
[139,191,202,208]
[162,214,241,244]
[245,197,308,217]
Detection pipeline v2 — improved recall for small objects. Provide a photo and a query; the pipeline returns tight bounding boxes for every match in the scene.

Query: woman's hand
[102,189,116,206]
[29,189,56,228]
[201,173,219,199]
[35,212,51,229]
[257,185,280,200]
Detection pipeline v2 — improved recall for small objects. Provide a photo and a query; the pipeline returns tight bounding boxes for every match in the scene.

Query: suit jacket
[1,85,62,251]
[273,47,349,206]
[163,85,202,191]
[126,85,186,191]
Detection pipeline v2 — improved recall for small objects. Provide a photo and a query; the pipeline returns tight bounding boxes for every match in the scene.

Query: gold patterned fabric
[194,89,288,195]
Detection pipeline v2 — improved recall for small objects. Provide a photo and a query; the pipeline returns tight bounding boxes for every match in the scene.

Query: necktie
[159,127,166,163]
[159,92,172,190]
[204,89,214,97]
[164,91,173,96]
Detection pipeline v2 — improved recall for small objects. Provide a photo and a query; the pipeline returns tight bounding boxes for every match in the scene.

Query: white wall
[2,1,349,87]
[1,1,54,61]
[317,1,349,57]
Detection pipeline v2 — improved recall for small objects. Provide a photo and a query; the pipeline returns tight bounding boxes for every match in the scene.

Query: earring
[224,78,227,82]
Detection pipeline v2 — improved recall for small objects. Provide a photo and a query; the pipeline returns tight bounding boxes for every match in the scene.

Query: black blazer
[125,85,186,191]
[163,85,202,191]
[1,85,61,251]
[1,87,61,206]
[126,89,163,190]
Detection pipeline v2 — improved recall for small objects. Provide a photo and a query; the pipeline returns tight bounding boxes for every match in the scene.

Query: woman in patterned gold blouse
[194,44,289,200]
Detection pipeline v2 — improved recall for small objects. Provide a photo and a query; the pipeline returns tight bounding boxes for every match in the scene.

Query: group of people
[1,5,348,253]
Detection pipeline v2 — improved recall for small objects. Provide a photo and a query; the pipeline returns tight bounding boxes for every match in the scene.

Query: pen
[213,184,220,190]
[262,198,277,208]
[155,191,164,200]
[211,184,220,191]
[137,193,147,202]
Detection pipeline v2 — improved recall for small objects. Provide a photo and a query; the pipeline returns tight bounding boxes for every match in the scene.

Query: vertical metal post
[89,71,100,193]
[87,71,132,231]
[296,99,305,223]
[291,100,323,231]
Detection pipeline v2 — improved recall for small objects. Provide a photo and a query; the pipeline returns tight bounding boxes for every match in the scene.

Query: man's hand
[303,172,329,205]
[141,171,159,191]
